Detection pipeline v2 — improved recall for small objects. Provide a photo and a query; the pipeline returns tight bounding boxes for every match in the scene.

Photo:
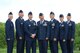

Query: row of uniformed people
[5,10,75,53]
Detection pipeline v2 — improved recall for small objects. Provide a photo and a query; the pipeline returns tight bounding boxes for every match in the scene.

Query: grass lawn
[0,48,80,53]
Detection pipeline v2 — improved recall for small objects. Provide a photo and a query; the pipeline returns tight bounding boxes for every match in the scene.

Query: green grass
[0,48,80,53]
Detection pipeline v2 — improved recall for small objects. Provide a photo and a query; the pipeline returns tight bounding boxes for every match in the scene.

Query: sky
[0,0,80,23]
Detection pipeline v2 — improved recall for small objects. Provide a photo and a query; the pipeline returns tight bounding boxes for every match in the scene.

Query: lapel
[68,21,72,26]
[28,19,34,25]
[60,21,64,27]
[19,17,24,25]
[38,20,45,26]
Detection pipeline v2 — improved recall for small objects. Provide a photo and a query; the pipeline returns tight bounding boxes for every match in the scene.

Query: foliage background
[0,22,80,50]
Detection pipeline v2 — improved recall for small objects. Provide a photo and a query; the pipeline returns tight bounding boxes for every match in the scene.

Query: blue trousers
[59,40,67,53]
[49,40,58,53]
[38,40,48,53]
[26,39,36,53]
[16,39,25,53]
[7,40,14,53]
[67,40,74,53]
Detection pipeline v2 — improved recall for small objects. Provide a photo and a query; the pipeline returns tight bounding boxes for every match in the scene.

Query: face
[60,17,64,22]
[8,15,13,20]
[50,14,55,19]
[28,15,33,19]
[39,16,44,20]
[18,13,24,17]
[67,16,71,21]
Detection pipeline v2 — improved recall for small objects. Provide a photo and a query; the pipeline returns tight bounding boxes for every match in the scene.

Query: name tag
[29,25,31,27]
[69,23,72,26]
[34,23,36,26]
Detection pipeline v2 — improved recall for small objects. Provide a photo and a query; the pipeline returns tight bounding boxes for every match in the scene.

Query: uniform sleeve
[34,21,37,35]
[23,22,32,36]
[55,21,59,38]
[64,22,68,40]
[72,22,75,39]
[36,22,39,38]
[15,19,22,36]
[46,21,50,38]
[5,21,10,38]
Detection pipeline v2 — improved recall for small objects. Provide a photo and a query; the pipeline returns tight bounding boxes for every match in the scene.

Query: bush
[0,22,80,50]
[0,22,6,48]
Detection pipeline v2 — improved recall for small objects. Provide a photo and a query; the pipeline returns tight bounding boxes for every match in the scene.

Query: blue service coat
[37,20,49,40]
[24,19,37,40]
[15,17,24,39]
[5,19,14,40]
[49,19,59,40]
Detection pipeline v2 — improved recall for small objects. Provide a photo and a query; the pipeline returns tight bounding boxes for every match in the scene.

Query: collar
[60,21,64,23]
[19,17,23,20]
[28,19,33,22]
[67,20,71,23]
[51,18,55,22]
[40,19,45,24]
[40,19,44,22]
[8,19,12,21]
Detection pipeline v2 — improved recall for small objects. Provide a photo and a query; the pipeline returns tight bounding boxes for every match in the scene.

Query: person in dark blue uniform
[24,12,37,53]
[66,13,75,53]
[37,13,49,53]
[59,14,67,53]
[15,10,25,53]
[5,12,14,53]
[49,12,59,53]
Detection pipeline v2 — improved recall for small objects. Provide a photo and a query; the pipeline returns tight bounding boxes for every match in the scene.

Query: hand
[63,39,66,42]
[46,38,48,40]
[19,37,22,40]
[7,38,10,40]
[33,34,36,38]
[31,34,36,39]
[71,38,74,42]
[33,34,36,37]
[53,38,57,41]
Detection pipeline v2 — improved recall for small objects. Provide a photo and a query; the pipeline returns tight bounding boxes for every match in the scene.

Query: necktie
[40,21,43,24]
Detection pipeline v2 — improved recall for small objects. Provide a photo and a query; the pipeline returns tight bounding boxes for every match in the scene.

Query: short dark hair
[67,13,71,16]
[39,13,43,16]
[19,10,23,13]
[59,14,64,18]
[8,12,13,15]
[28,11,32,15]
[50,11,55,15]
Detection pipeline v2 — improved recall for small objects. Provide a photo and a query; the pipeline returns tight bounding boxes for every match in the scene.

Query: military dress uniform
[49,19,59,53]
[5,19,14,53]
[24,19,37,53]
[66,20,75,53]
[37,20,49,53]
[15,17,25,53]
[59,21,68,53]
